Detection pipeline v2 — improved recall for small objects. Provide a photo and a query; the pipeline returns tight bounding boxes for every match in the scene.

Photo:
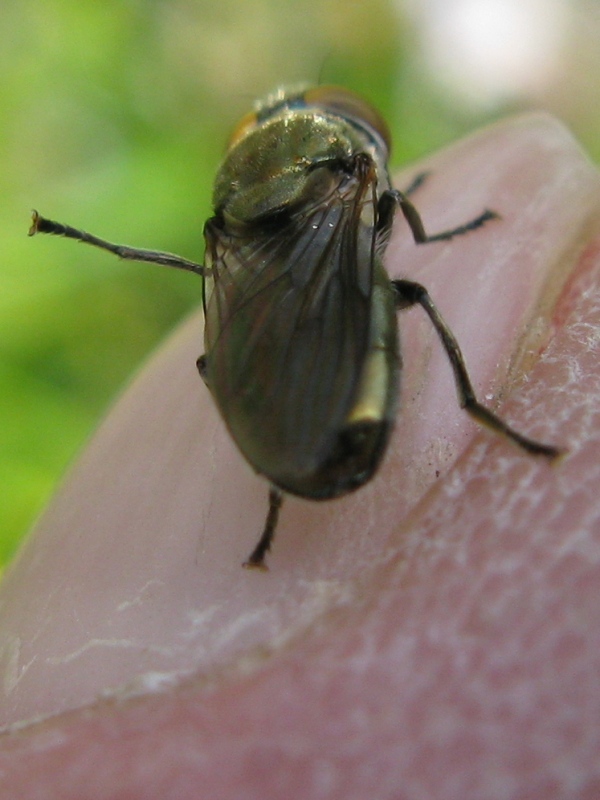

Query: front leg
[377,188,498,245]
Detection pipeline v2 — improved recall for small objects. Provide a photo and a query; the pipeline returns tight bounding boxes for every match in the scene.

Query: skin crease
[0,113,599,799]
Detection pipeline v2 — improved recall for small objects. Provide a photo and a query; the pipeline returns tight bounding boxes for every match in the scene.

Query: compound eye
[227,110,259,150]
[303,85,392,153]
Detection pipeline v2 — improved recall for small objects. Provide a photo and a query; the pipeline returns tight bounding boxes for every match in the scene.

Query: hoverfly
[29,85,562,569]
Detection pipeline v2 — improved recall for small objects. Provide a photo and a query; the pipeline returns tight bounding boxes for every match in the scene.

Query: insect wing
[203,162,379,495]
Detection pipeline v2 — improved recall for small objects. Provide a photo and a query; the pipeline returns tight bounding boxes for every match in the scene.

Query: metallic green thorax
[202,89,399,500]
[213,112,387,224]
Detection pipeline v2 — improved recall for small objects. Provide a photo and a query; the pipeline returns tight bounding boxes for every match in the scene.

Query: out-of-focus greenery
[1,0,598,566]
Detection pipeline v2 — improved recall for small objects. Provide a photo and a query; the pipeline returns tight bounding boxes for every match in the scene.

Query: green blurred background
[1,0,599,567]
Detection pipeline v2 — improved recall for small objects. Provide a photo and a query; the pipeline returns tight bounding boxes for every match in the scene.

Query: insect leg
[377,190,498,244]
[29,211,206,275]
[243,487,284,571]
[401,171,429,197]
[392,279,563,459]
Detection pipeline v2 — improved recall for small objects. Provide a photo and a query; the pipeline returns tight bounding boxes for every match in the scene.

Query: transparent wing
[203,157,379,487]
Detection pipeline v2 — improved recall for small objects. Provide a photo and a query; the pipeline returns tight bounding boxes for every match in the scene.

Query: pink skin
[1,113,599,799]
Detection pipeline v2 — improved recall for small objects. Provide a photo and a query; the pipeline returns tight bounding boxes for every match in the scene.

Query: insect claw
[242,558,269,572]
[28,210,41,236]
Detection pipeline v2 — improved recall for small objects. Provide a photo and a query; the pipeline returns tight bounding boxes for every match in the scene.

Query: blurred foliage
[1,0,598,566]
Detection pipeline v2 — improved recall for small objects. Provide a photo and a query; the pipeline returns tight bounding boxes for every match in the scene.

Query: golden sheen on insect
[29,85,562,569]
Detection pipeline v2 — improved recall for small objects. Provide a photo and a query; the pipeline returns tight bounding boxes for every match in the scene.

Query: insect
[29,85,562,569]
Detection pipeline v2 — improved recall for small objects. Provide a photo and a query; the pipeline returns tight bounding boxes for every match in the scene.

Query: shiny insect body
[30,85,561,569]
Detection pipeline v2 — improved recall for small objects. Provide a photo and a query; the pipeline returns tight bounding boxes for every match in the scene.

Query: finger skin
[1,114,599,799]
